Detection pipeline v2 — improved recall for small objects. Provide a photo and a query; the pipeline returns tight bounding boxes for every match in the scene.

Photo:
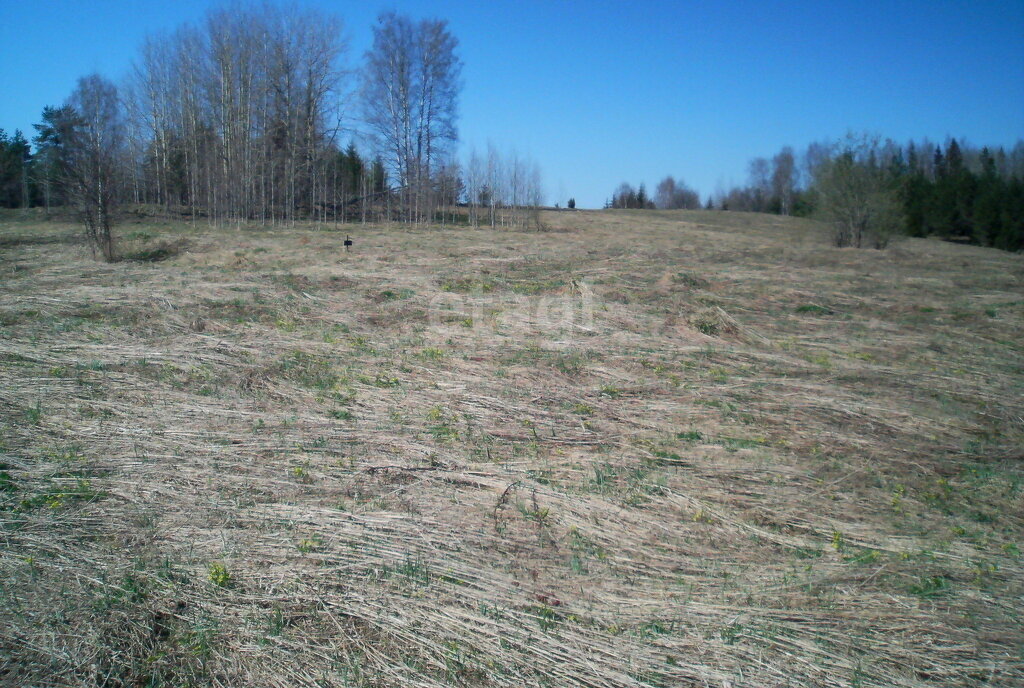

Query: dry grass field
[1,208,1022,687]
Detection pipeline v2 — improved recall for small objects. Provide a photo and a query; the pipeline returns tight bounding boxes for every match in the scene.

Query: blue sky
[1,1,1022,208]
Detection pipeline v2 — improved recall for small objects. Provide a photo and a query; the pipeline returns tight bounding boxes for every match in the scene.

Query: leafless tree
[747,157,771,212]
[64,74,125,261]
[813,134,901,248]
[464,147,484,226]
[802,140,831,185]
[361,12,461,223]
[462,144,544,228]
[770,147,796,215]
[654,175,700,209]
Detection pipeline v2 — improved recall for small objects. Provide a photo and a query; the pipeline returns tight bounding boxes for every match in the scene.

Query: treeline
[717,137,1024,251]
[0,4,548,236]
[0,130,31,208]
[608,136,1024,251]
[607,182,654,209]
[901,140,1024,250]
[120,4,356,224]
[606,176,700,210]
[717,146,802,215]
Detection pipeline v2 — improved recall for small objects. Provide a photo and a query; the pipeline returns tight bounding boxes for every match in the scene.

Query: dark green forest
[898,140,1024,251]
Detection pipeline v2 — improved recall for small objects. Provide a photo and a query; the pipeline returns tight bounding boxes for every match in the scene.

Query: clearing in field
[1,209,1022,687]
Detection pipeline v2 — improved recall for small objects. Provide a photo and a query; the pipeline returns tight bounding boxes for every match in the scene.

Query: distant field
[1,209,1022,687]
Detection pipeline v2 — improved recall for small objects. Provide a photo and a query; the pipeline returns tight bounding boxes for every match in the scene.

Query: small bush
[208,562,233,587]
[691,313,719,336]
[122,238,189,262]
[795,304,833,315]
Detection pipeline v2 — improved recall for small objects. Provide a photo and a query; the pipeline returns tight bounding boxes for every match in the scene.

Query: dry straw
[1,209,1021,686]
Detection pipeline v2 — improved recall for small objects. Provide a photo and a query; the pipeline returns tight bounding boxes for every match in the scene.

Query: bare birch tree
[770,147,796,215]
[654,176,700,209]
[124,4,347,225]
[64,74,125,261]
[361,12,461,223]
[463,144,544,229]
[747,157,771,212]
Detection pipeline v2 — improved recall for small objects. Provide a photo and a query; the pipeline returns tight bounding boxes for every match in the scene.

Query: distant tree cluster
[900,140,1024,251]
[0,3,558,259]
[607,182,655,209]
[604,136,1022,251]
[606,176,700,211]
[463,145,544,229]
[0,129,31,209]
[653,176,701,210]
[122,4,358,224]
[716,137,1024,251]
[717,147,802,215]
[3,4,551,260]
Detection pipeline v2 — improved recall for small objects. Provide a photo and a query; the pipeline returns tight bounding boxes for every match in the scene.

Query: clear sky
[1,0,1022,208]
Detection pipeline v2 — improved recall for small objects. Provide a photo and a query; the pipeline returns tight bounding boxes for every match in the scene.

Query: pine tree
[907,142,919,174]
[945,138,963,174]
[901,172,929,237]
[370,156,387,194]
[973,149,1004,246]
[32,105,76,212]
[996,177,1024,251]
[945,139,976,240]
[0,130,16,207]
[0,129,32,208]
[924,145,956,236]
[341,142,364,198]
[933,147,946,180]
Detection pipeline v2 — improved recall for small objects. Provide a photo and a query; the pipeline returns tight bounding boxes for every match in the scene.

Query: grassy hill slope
[1,209,1022,686]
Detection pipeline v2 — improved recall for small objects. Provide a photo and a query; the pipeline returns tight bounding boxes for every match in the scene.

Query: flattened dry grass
[1,208,1022,687]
